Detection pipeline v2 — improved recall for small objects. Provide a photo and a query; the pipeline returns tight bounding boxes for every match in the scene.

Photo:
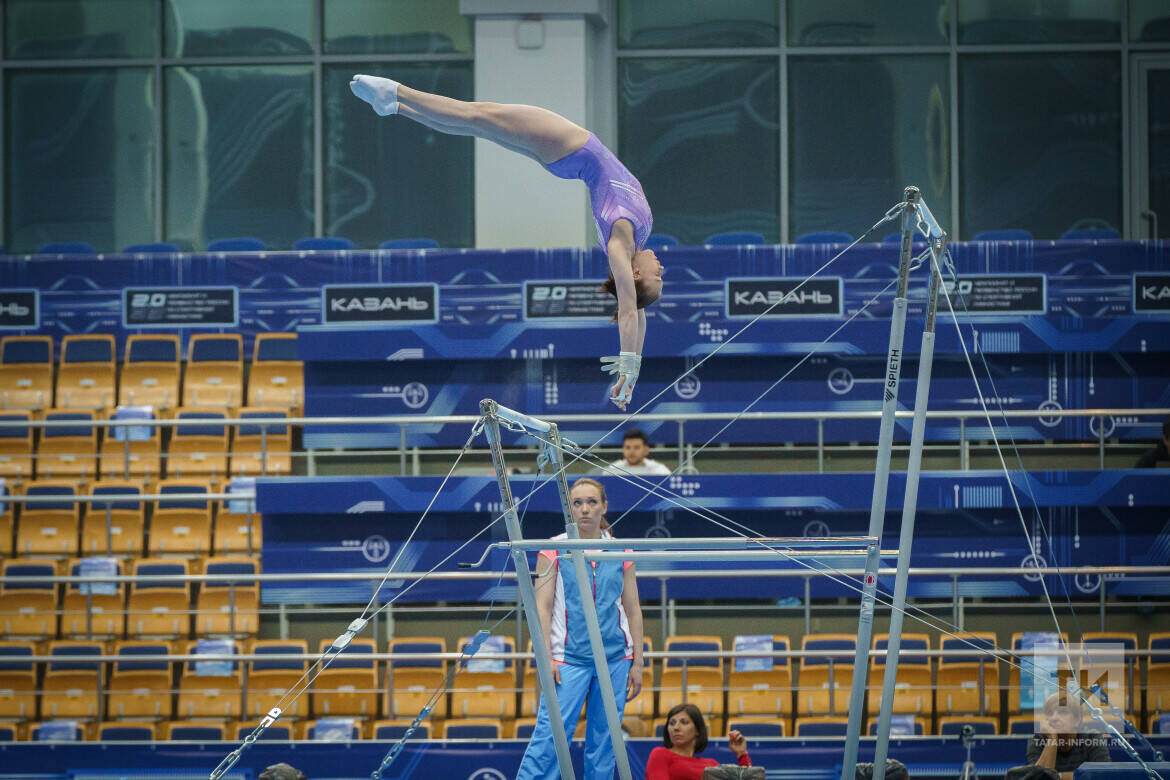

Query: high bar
[502,536,879,551]
[585,550,877,562]
[481,398,552,433]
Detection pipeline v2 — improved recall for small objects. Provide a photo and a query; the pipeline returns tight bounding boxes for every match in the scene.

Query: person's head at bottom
[663,703,709,755]
[259,763,306,780]
[854,758,909,780]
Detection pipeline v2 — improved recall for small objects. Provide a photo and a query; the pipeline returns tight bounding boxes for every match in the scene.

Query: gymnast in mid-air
[350,74,663,410]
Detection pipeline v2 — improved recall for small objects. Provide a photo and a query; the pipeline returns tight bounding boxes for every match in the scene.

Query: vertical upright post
[479,400,576,780]
[841,187,919,780]
[541,421,635,780]
[874,259,944,771]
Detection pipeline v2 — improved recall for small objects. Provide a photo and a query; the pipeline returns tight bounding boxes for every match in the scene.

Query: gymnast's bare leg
[349,74,588,165]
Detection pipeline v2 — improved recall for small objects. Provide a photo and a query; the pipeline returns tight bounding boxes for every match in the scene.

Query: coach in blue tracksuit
[516,477,645,780]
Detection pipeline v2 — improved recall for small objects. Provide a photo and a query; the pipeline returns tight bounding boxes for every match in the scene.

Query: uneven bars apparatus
[482,186,949,780]
[481,400,882,780]
[842,185,940,780]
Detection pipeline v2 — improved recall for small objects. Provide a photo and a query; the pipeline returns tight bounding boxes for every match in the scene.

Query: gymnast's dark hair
[662,703,708,754]
[1163,416,1170,439]
[599,275,660,323]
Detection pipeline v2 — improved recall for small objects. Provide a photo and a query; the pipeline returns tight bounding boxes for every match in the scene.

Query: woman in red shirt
[645,703,752,780]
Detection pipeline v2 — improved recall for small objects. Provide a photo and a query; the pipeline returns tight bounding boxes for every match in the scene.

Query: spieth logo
[0,302,30,317]
[330,296,429,312]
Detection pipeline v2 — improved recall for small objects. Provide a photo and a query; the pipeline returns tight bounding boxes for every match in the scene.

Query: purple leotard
[545,133,653,251]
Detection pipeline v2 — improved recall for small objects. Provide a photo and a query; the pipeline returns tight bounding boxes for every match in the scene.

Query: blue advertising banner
[1,241,1166,447]
[2,241,1166,355]
[258,471,1170,605]
[0,735,1161,779]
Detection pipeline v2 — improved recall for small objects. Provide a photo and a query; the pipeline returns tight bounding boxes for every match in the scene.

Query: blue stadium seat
[107,641,173,720]
[98,724,155,741]
[373,721,431,740]
[294,237,356,251]
[794,717,849,737]
[190,336,240,363]
[795,231,853,244]
[380,238,439,249]
[0,723,15,741]
[122,242,181,254]
[2,338,50,365]
[444,720,502,739]
[64,336,113,364]
[233,722,293,740]
[1007,717,1034,735]
[206,237,266,252]
[938,716,999,736]
[703,231,766,246]
[646,233,679,248]
[1060,228,1120,240]
[127,335,178,363]
[255,334,299,362]
[972,229,1033,241]
[166,723,225,741]
[726,719,786,738]
[37,241,96,255]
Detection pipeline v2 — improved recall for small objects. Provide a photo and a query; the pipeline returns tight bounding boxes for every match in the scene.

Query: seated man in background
[1135,417,1170,467]
[1026,692,1110,780]
[608,428,671,476]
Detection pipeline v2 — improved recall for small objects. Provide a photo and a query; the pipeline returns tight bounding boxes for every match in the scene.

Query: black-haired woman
[645,703,752,780]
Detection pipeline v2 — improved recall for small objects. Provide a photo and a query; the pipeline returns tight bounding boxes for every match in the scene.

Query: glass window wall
[324,0,472,54]
[789,55,950,240]
[619,0,778,49]
[618,57,779,245]
[164,0,314,57]
[959,54,1121,239]
[957,0,1121,43]
[1130,0,1170,41]
[787,0,948,46]
[164,66,314,250]
[6,68,154,253]
[5,0,156,59]
[324,63,474,249]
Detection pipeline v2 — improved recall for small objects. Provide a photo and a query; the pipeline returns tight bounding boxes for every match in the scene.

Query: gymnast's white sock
[349,74,399,116]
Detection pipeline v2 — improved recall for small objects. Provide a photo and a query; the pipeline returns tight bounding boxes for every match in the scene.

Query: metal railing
[1,645,1160,726]
[0,406,1164,475]
[3,565,1167,644]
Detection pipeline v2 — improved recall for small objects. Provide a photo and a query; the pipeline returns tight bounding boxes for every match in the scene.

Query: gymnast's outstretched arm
[349,74,589,165]
[604,220,641,410]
